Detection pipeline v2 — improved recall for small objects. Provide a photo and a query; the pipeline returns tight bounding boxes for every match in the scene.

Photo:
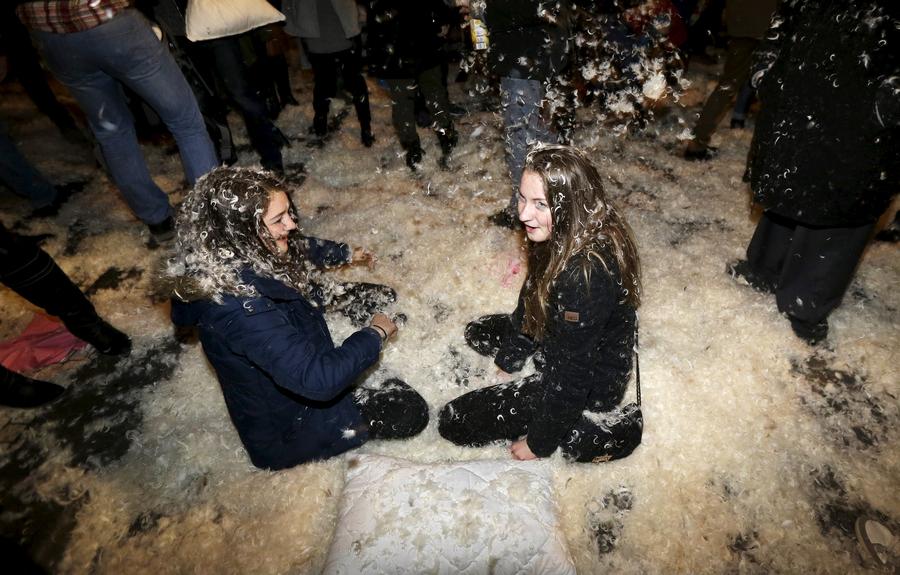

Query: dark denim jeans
[33,9,217,224]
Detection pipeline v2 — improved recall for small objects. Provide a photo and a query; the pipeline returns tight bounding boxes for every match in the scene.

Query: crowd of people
[0,0,898,559]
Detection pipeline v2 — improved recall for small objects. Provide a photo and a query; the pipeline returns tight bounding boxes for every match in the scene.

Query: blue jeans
[0,121,57,209]
[500,76,555,210]
[32,9,217,224]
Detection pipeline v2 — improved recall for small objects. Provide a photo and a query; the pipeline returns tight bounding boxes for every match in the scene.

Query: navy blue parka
[171,238,383,470]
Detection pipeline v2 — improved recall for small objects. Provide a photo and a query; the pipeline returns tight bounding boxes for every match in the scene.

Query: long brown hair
[520,144,641,339]
[166,167,320,303]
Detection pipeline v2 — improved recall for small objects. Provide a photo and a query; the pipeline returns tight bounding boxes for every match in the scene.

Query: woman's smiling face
[517,170,552,242]
[262,190,297,254]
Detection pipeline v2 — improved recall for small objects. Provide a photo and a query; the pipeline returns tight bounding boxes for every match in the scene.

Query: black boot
[0,228,132,355]
[63,316,132,355]
[0,365,65,408]
[789,316,828,346]
[437,127,458,165]
[360,127,375,148]
[405,143,424,172]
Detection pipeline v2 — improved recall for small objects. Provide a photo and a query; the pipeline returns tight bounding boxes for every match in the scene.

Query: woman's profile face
[517,170,552,242]
[262,190,297,254]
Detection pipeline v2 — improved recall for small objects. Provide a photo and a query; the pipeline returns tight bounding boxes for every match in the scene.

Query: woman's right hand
[369,313,397,342]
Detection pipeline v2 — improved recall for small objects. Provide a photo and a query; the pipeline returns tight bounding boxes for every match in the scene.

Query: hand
[351,246,377,270]
[493,367,514,383]
[369,313,397,341]
[510,438,538,460]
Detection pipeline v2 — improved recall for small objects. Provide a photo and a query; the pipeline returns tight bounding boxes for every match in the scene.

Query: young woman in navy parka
[168,167,427,470]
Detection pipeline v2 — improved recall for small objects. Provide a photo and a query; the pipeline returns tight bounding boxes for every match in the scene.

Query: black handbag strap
[634,319,641,407]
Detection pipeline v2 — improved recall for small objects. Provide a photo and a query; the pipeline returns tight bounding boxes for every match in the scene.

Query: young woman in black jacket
[439,144,643,462]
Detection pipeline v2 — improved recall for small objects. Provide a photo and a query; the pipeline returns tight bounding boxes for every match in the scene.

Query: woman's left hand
[351,246,377,270]
[510,438,538,460]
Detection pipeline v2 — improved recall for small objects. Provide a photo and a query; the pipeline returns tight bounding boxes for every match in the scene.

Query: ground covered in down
[0,61,897,574]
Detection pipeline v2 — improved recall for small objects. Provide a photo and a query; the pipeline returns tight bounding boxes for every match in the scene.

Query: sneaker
[730,118,745,129]
[488,208,520,230]
[66,319,133,355]
[726,259,776,294]
[855,516,897,569]
[789,316,828,346]
[147,216,175,243]
[0,368,66,408]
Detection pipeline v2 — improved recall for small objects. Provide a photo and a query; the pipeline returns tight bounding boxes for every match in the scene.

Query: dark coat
[171,241,382,471]
[365,0,453,78]
[748,0,899,227]
[495,252,636,458]
[485,0,571,81]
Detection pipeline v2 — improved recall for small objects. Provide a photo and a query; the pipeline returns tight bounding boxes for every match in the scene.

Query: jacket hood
[170,269,305,328]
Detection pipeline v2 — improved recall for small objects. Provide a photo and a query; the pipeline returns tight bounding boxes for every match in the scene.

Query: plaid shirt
[16,0,132,34]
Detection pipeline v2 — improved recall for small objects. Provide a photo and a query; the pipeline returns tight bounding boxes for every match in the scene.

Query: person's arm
[213,297,382,401]
[300,235,352,268]
[524,261,619,458]
[300,235,377,270]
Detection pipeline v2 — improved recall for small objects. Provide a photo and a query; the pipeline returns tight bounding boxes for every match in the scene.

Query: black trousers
[307,42,371,135]
[692,36,758,146]
[746,211,875,326]
[385,65,454,151]
[197,35,284,171]
[0,225,97,325]
[438,315,643,463]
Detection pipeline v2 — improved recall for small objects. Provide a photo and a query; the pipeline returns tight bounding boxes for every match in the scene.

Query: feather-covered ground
[1,62,897,574]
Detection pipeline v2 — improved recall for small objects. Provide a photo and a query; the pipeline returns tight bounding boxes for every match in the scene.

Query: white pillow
[323,454,576,575]
[185,0,285,42]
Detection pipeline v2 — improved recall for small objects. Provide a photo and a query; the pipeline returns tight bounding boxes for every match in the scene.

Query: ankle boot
[361,127,375,148]
[405,144,424,171]
[63,316,132,356]
[437,127,458,157]
[0,365,65,408]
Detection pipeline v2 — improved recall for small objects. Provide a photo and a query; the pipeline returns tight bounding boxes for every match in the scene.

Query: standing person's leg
[307,50,339,137]
[386,78,423,169]
[729,210,798,293]
[336,40,373,146]
[775,220,875,343]
[85,10,217,183]
[417,64,457,162]
[0,225,131,355]
[500,76,553,213]
[32,19,174,226]
[438,375,541,447]
[730,81,754,128]
[203,35,284,172]
[686,37,758,156]
[0,123,57,209]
